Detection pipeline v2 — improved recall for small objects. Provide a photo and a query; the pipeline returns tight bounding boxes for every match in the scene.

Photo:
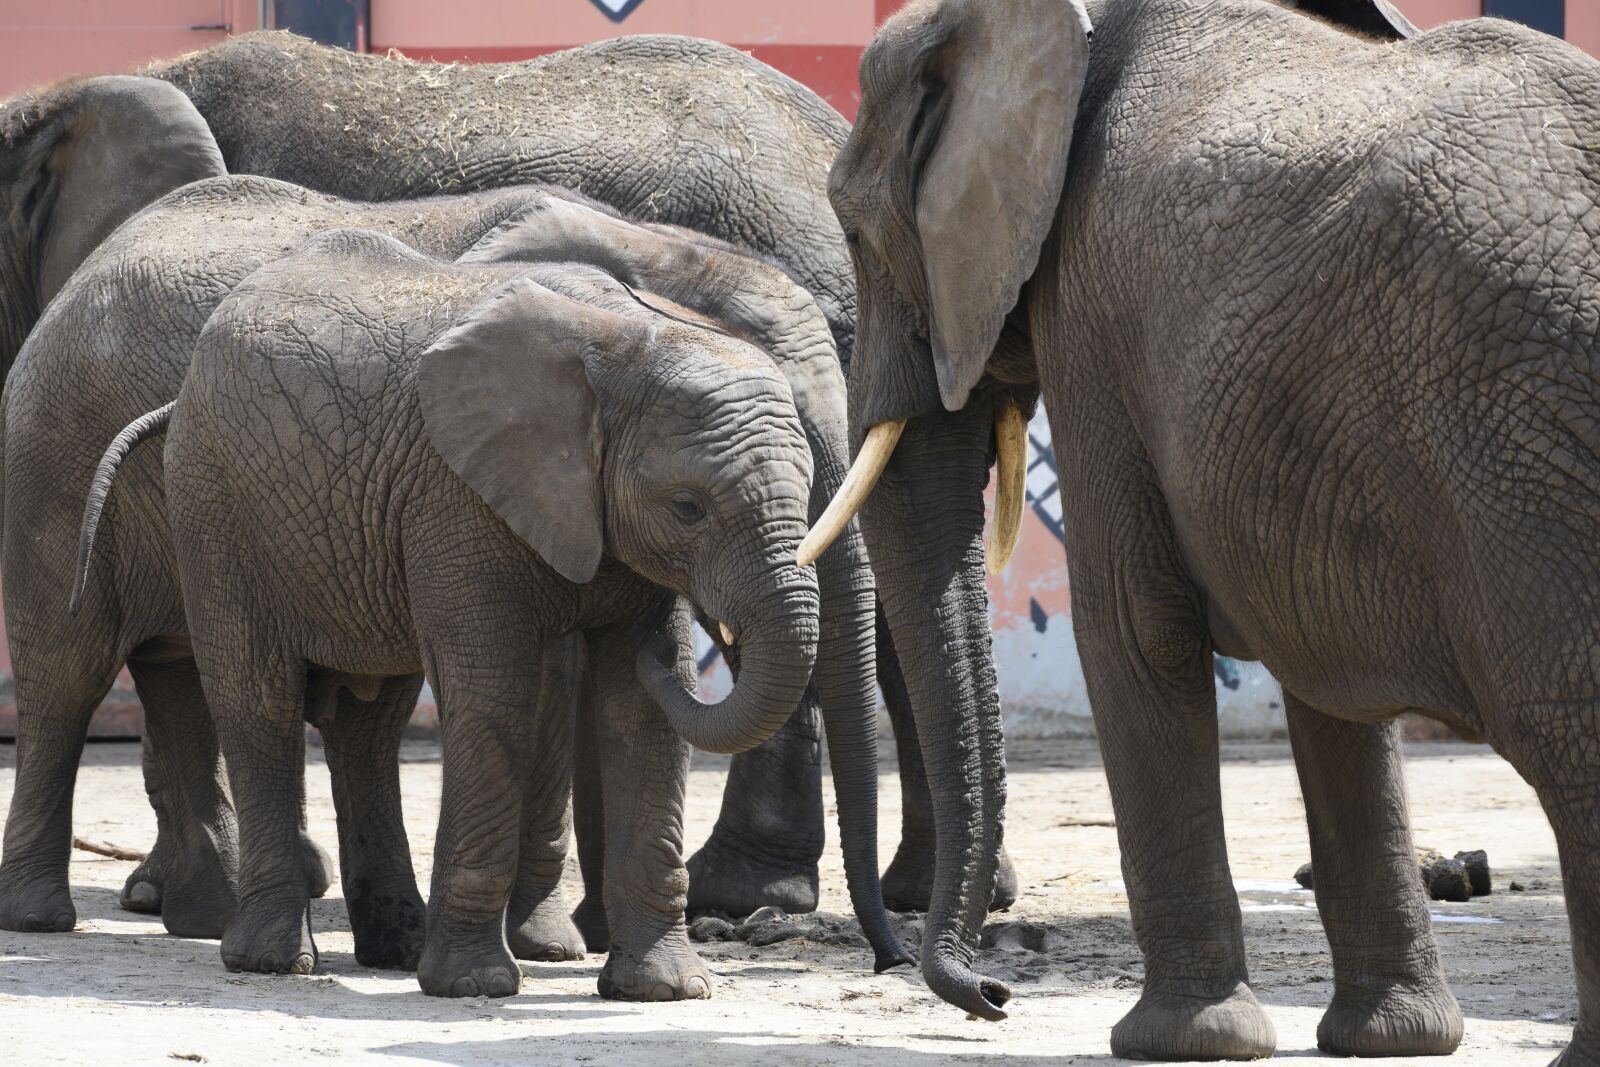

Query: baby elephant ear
[418,277,607,584]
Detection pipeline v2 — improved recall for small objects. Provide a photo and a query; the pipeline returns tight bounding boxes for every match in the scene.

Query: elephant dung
[688,916,738,943]
[1293,862,1315,890]
[1420,854,1472,903]
[1455,850,1492,897]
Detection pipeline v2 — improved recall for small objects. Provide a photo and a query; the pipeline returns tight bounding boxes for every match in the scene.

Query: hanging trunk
[805,419,914,974]
[859,398,1011,1019]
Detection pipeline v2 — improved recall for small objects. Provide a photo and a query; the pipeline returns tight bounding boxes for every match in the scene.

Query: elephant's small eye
[669,495,707,525]
[844,229,862,248]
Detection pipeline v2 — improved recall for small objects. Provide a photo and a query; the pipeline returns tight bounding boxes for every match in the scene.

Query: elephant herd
[1,0,1599,1062]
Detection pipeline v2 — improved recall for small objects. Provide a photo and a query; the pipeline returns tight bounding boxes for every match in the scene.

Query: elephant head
[459,197,913,972]
[0,75,224,374]
[418,263,822,758]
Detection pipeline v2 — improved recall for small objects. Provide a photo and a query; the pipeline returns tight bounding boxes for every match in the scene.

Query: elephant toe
[598,934,713,1002]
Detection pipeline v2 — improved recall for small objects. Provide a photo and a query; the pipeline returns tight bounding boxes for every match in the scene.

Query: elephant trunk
[637,568,819,756]
[859,399,1011,1020]
[806,433,914,974]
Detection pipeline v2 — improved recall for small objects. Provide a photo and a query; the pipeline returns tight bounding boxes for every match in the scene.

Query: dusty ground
[0,737,1576,1065]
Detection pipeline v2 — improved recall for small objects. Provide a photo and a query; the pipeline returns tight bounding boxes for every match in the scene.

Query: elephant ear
[417,276,609,584]
[1281,0,1417,39]
[915,0,1092,411]
[22,76,225,305]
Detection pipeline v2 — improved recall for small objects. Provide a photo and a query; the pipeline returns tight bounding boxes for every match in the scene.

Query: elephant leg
[0,652,120,933]
[1072,529,1274,1058]
[687,693,823,919]
[1498,707,1600,1067]
[320,674,426,970]
[122,655,239,939]
[205,647,317,975]
[877,608,1018,914]
[588,612,711,1001]
[571,666,610,953]
[414,637,537,999]
[1285,696,1462,1056]
[507,637,585,964]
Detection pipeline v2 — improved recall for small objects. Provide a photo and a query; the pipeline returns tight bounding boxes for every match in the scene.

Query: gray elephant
[0,74,342,930]
[81,230,831,999]
[3,119,904,987]
[141,30,1019,916]
[807,0,1600,1061]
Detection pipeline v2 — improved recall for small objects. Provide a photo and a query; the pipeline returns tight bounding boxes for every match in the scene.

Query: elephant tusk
[796,419,906,567]
[986,401,1027,577]
[718,621,736,646]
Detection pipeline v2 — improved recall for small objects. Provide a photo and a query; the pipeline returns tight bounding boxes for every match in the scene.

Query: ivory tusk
[986,401,1027,576]
[795,419,906,567]
[718,621,736,646]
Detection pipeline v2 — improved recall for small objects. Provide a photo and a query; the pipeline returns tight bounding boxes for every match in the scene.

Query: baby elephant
[84,230,824,1000]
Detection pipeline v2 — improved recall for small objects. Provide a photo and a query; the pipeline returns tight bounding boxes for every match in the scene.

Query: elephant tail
[70,401,175,617]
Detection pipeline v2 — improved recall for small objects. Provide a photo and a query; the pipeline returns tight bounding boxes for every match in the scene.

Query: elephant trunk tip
[873,942,915,975]
[925,952,1012,1021]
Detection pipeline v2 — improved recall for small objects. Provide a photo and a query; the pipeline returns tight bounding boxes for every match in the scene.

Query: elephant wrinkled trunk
[637,578,819,756]
[805,442,914,975]
[860,401,1011,1019]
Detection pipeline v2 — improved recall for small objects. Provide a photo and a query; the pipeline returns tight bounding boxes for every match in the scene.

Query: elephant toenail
[544,942,564,959]
[127,882,160,908]
[51,913,73,932]
[290,953,315,975]
[649,983,675,1001]
[22,912,40,929]
[685,976,710,999]
[258,953,280,971]
[451,976,480,997]
[487,973,517,997]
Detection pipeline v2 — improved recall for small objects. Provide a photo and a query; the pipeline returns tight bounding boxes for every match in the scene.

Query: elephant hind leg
[1498,705,1600,1067]
[571,664,610,954]
[507,637,584,964]
[123,654,240,940]
[0,654,121,933]
[1285,695,1462,1057]
[320,673,426,971]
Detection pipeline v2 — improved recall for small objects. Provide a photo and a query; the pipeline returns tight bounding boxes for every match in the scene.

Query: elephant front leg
[687,694,823,919]
[588,614,711,1002]
[1286,696,1462,1056]
[122,656,240,939]
[876,609,1018,914]
[415,646,540,999]
[320,674,427,970]
[507,637,585,964]
[1075,567,1274,1060]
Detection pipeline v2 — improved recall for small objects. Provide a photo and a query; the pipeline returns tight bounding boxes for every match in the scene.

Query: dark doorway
[1483,0,1565,38]
[269,0,370,52]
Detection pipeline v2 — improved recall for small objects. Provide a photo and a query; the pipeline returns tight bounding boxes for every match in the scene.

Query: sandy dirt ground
[0,736,1577,1065]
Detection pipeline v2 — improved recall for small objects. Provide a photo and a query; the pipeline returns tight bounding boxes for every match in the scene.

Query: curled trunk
[637,577,819,756]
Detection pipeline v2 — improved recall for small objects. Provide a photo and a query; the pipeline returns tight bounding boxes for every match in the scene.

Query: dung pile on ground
[1294,848,1491,902]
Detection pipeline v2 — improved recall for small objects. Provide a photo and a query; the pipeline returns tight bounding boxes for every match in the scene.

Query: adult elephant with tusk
[805,0,1600,1060]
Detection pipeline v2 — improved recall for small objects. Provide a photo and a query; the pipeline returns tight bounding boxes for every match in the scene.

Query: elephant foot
[686,835,818,918]
[1318,978,1463,1057]
[157,865,238,940]
[120,850,165,915]
[417,939,521,998]
[881,839,1018,913]
[221,898,317,974]
[572,893,611,954]
[0,865,75,932]
[1110,982,1277,1061]
[347,881,426,970]
[300,833,334,899]
[508,897,585,962]
[597,930,712,1002]
[1552,1034,1600,1067]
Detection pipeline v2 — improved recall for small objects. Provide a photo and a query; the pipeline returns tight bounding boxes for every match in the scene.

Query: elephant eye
[669,494,707,525]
